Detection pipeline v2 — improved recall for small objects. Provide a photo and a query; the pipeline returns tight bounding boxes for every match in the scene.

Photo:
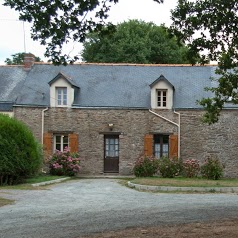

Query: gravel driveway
[0,179,238,238]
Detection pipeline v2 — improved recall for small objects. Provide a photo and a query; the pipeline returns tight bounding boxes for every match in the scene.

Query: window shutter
[144,134,153,156]
[69,133,79,153]
[169,134,178,158]
[43,133,52,156]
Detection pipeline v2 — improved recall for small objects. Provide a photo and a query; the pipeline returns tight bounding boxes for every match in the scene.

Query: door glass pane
[105,136,119,157]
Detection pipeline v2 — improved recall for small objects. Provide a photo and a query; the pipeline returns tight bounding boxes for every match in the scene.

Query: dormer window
[48,72,80,108]
[150,75,174,110]
[56,87,67,106]
[157,89,167,108]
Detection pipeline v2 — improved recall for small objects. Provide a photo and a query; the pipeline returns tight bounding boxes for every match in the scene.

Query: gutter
[42,107,49,144]
[148,109,180,158]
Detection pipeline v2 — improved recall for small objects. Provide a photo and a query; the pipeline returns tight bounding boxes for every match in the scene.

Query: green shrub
[201,156,224,180]
[182,159,200,178]
[158,156,182,178]
[0,114,42,185]
[48,148,80,176]
[133,156,159,177]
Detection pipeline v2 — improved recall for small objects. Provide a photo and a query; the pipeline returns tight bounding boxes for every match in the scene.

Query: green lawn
[131,177,238,187]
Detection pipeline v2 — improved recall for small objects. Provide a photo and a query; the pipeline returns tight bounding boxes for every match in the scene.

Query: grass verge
[131,177,238,187]
[25,175,67,184]
[0,174,68,190]
[0,197,14,207]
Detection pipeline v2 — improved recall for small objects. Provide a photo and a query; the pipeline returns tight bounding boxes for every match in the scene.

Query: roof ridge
[33,62,218,67]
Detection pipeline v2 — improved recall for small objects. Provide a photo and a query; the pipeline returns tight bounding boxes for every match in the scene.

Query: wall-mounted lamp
[108,123,114,131]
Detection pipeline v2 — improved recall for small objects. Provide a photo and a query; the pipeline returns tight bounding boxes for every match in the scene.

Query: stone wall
[15,107,178,175]
[180,110,238,178]
[14,106,238,177]
[13,107,43,143]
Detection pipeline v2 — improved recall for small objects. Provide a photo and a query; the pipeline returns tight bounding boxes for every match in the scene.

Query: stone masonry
[180,110,238,178]
[14,107,238,177]
[14,107,178,175]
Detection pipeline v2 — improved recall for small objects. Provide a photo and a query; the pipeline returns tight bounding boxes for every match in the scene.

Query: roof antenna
[22,21,26,52]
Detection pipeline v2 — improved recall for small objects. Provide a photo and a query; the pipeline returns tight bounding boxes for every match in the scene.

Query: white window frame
[157,89,167,108]
[56,87,67,106]
[54,134,69,152]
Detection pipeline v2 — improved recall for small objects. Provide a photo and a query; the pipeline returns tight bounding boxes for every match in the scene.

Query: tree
[171,0,238,124]
[3,0,163,65]
[5,52,42,65]
[0,114,42,185]
[82,20,190,64]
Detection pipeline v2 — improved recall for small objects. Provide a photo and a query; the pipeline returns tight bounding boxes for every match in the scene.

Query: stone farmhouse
[0,54,237,177]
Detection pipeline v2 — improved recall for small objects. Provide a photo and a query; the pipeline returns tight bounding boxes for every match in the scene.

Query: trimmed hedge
[0,114,42,185]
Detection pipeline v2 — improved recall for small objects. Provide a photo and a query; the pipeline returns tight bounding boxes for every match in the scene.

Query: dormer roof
[48,72,79,88]
[149,74,175,89]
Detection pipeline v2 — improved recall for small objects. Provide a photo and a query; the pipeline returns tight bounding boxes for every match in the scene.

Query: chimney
[24,53,35,71]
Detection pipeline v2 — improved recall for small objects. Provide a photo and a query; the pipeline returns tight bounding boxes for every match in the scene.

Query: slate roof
[0,101,14,111]
[0,65,28,111]
[0,63,221,109]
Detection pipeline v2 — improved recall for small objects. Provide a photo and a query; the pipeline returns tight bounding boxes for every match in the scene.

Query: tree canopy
[3,0,163,65]
[5,52,42,65]
[82,19,190,64]
[171,0,238,124]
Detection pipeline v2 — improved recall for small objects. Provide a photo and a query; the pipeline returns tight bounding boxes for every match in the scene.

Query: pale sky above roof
[0,0,177,64]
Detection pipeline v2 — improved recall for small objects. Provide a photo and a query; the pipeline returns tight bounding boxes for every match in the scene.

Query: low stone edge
[31,177,71,187]
[127,181,238,193]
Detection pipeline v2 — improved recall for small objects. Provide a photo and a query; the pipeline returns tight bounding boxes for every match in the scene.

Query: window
[105,137,119,157]
[56,87,67,106]
[154,134,169,158]
[54,135,69,151]
[157,90,167,107]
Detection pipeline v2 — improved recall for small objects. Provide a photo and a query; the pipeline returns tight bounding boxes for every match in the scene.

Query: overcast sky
[0,0,178,64]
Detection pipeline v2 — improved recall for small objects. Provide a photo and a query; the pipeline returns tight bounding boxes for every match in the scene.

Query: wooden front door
[104,135,119,173]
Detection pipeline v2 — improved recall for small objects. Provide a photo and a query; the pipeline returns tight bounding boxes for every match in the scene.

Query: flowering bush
[48,147,80,176]
[182,159,200,178]
[158,157,182,178]
[201,156,224,180]
[133,156,159,177]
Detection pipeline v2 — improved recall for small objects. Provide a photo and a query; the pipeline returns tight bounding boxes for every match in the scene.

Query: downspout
[149,109,181,158]
[173,110,181,158]
[42,107,49,144]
